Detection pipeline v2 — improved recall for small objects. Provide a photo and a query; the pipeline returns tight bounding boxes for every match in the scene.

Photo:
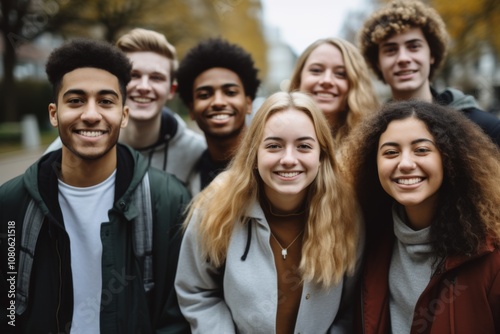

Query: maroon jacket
[356,230,500,334]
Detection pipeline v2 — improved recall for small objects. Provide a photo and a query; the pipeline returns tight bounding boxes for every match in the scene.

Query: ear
[430,55,435,65]
[245,96,253,115]
[168,80,177,100]
[121,106,129,128]
[49,103,58,127]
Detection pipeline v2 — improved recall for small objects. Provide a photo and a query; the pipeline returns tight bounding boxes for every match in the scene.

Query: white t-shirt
[58,170,116,334]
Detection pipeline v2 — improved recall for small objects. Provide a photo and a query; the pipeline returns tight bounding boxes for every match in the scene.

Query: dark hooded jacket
[432,87,500,147]
[0,144,191,333]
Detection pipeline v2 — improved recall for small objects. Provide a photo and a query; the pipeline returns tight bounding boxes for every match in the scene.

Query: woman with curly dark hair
[342,100,500,333]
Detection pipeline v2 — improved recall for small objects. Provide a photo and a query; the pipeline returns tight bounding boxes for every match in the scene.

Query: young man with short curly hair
[0,39,190,333]
[45,28,206,184]
[176,38,261,195]
[359,0,500,146]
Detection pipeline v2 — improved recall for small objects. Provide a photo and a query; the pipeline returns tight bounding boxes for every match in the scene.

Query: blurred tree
[367,0,500,85]
[1,0,268,122]
[213,0,268,80]
[0,0,64,122]
[433,0,500,61]
[0,0,83,122]
[338,9,372,44]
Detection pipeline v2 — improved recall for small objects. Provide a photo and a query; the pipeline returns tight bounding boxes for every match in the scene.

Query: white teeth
[316,92,335,98]
[211,114,230,120]
[397,178,422,185]
[79,131,103,137]
[278,172,299,178]
[133,97,152,103]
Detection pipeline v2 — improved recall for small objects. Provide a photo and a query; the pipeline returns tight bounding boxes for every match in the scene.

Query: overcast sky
[260,0,367,54]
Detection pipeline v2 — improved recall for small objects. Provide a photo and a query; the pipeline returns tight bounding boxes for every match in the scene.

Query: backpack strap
[131,172,154,292]
[16,199,44,315]
[16,175,156,313]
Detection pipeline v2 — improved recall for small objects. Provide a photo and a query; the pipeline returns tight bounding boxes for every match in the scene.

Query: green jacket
[0,144,191,333]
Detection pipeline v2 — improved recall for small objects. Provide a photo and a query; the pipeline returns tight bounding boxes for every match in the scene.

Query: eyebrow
[381,38,423,48]
[195,83,240,92]
[263,136,317,142]
[131,69,168,76]
[379,138,435,149]
[62,89,119,98]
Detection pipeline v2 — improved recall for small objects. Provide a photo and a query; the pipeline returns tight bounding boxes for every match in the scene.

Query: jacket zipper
[55,239,63,333]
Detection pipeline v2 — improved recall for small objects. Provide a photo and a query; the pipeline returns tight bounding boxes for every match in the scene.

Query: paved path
[0,148,45,186]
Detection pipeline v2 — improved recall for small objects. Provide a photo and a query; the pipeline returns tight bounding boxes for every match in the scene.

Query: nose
[137,75,151,91]
[211,90,227,110]
[280,146,298,166]
[81,101,102,123]
[398,152,416,171]
[319,70,333,87]
[396,47,411,64]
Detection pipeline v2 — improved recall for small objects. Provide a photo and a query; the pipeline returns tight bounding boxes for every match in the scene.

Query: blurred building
[261,26,297,96]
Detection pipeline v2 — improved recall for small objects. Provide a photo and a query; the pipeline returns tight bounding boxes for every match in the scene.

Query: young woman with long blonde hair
[175,91,362,333]
[288,38,379,145]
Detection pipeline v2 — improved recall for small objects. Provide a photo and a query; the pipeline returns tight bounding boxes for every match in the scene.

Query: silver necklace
[270,229,304,260]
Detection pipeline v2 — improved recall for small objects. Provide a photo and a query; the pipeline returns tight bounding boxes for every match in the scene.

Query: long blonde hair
[185,91,360,288]
[288,38,379,145]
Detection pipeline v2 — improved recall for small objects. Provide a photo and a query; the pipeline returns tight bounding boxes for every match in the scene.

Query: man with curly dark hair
[176,38,261,195]
[45,29,206,184]
[0,39,190,333]
[359,0,500,146]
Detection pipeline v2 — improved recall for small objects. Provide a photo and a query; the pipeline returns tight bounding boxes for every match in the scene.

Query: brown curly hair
[358,0,449,82]
[341,100,500,259]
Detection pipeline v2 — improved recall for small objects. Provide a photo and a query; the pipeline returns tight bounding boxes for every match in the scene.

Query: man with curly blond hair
[359,0,500,146]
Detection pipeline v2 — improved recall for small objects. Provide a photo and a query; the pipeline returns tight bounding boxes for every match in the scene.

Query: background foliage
[0,0,268,122]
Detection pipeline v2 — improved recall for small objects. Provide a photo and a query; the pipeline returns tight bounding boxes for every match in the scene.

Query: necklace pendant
[282,249,287,260]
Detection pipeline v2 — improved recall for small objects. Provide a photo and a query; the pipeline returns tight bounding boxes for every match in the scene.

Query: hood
[24,145,148,221]
[433,87,479,110]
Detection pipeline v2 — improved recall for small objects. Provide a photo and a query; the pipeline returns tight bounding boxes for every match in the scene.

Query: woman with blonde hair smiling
[288,38,379,145]
[175,91,362,333]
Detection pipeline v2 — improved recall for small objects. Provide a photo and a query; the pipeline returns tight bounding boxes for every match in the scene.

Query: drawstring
[241,220,252,261]
[162,134,170,171]
[147,149,154,168]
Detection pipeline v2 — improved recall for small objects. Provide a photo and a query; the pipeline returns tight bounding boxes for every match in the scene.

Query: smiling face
[377,117,443,228]
[190,67,252,139]
[299,43,349,126]
[378,27,434,101]
[49,67,129,163]
[126,51,175,122]
[257,108,321,209]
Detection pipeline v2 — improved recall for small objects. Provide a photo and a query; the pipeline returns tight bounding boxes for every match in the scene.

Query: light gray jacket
[175,201,362,334]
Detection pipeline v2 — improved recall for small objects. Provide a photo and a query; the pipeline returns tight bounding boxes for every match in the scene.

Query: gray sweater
[389,206,434,333]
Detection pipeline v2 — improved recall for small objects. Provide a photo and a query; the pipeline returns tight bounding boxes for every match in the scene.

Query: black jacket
[0,145,191,333]
[432,87,500,147]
